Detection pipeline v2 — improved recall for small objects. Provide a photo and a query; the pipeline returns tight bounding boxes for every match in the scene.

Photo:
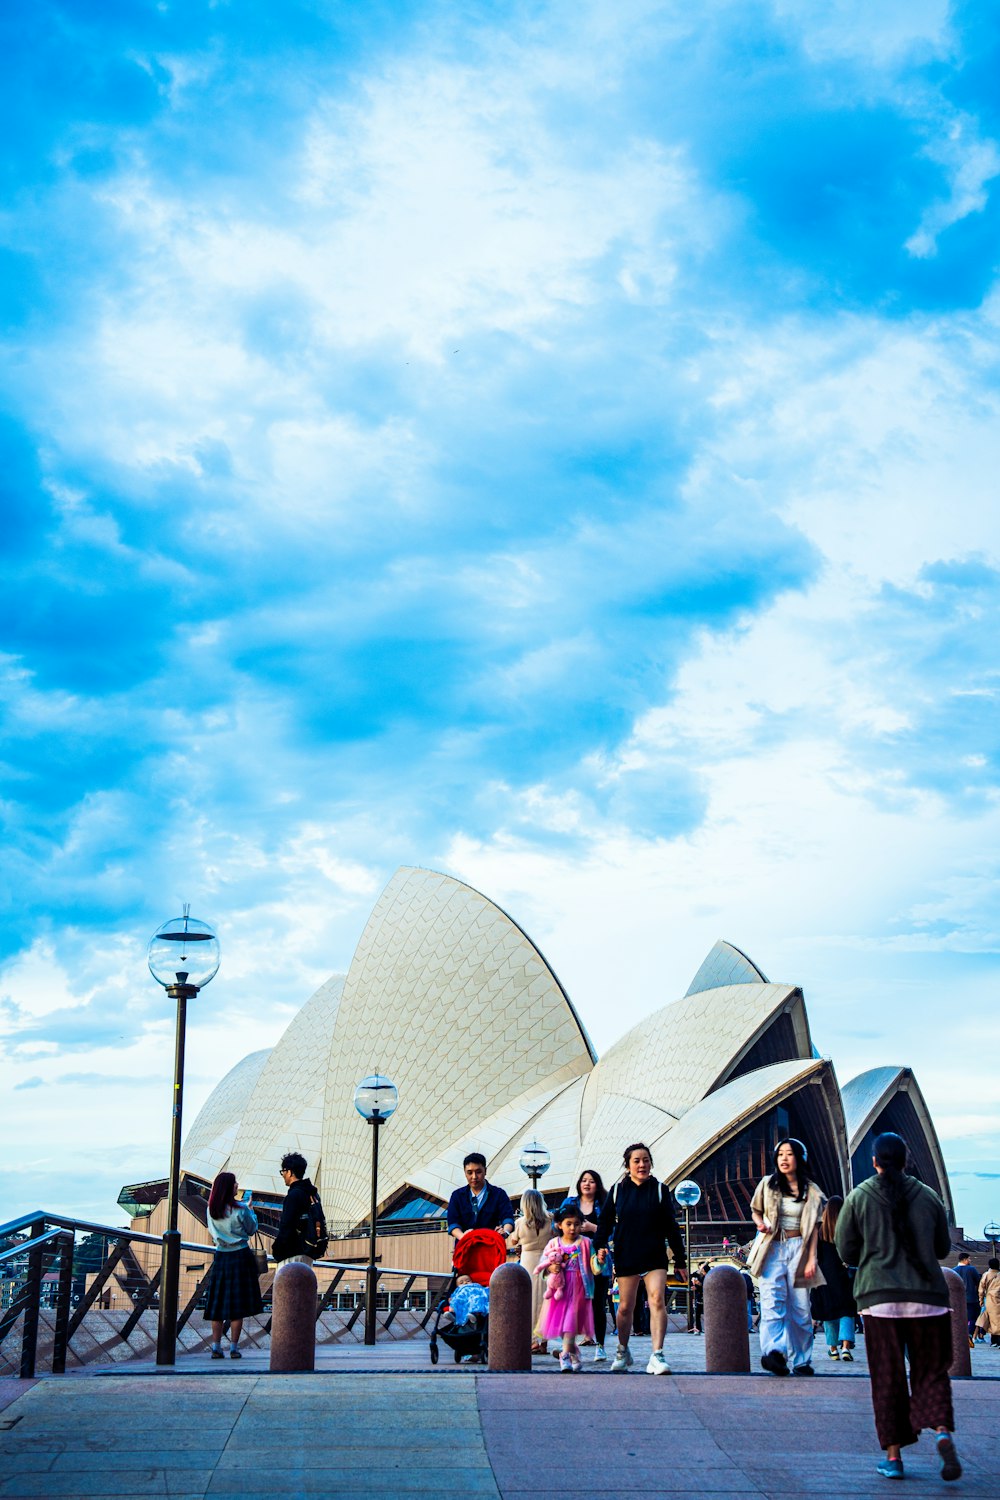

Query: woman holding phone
[203,1170,263,1359]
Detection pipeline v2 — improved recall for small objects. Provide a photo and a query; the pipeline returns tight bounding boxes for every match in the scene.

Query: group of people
[198,1151,321,1358]
[448,1144,687,1375]
[955,1249,1000,1348]
[201,1130,967,1484]
[747,1131,962,1483]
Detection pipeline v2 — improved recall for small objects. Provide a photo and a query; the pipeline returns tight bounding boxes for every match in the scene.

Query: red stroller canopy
[452,1228,507,1285]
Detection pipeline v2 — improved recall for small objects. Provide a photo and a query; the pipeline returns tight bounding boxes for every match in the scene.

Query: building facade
[134,866,951,1249]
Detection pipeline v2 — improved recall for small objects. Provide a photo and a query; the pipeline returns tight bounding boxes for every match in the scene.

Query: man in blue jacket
[447,1153,515,1241]
[954,1252,980,1337]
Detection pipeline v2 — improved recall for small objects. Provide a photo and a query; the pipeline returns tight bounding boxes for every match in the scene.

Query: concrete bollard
[943,1268,972,1378]
[703,1265,750,1374]
[488,1262,532,1372]
[270,1260,317,1373]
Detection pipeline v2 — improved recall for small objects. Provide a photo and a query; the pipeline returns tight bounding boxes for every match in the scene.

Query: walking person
[507,1188,553,1354]
[811,1194,857,1361]
[836,1131,962,1483]
[689,1270,705,1334]
[559,1169,613,1360]
[977,1257,1000,1348]
[203,1170,263,1359]
[748,1137,825,1376]
[534,1204,595,1372]
[593,1142,687,1374]
[953,1252,979,1344]
[446,1153,515,1241]
[741,1268,756,1333]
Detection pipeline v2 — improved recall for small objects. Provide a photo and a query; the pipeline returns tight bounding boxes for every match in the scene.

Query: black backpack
[296,1189,329,1260]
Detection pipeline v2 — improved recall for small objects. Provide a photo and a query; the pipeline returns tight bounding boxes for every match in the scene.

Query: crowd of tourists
[201,1130,973,1485]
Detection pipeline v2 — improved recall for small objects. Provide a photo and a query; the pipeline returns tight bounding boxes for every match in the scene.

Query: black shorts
[615,1258,669,1279]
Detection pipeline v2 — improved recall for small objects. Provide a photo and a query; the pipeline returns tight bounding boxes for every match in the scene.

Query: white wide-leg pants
[758,1237,814,1370]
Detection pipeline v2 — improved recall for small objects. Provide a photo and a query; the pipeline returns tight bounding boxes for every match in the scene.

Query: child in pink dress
[534,1204,595,1371]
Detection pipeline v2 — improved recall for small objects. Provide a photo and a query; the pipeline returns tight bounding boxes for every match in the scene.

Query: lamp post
[985,1222,1000,1247]
[674,1180,702,1332]
[518,1140,550,1189]
[354,1073,398,1346]
[148,906,220,1366]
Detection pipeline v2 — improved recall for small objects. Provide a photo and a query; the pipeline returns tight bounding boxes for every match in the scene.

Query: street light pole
[518,1140,550,1195]
[365,1110,383,1347]
[147,909,220,1368]
[673,1180,702,1334]
[685,1205,691,1329]
[353,1073,398,1348]
[159,978,194,1365]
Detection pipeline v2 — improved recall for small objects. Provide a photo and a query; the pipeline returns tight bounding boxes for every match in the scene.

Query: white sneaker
[569,1352,582,1373]
[559,1353,573,1373]
[592,1344,607,1362]
[646,1349,671,1375]
[610,1343,634,1372]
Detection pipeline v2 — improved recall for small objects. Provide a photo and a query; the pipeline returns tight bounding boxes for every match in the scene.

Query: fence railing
[0,1211,452,1379]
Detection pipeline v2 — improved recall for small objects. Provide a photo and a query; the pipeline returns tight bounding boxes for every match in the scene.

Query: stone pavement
[76,1320,1000,1377]
[0,1335,996,1499]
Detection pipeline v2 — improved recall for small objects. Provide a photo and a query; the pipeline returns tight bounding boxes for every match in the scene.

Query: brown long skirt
[862,1312,954,1450]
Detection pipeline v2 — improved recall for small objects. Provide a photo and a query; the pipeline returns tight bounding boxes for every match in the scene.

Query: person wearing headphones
[748,1137,826,1376]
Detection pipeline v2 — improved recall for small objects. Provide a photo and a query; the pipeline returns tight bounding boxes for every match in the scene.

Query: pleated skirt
[202,1246,264,1321]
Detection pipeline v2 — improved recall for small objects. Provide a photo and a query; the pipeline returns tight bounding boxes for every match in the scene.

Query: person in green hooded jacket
[836,1132,961,1485]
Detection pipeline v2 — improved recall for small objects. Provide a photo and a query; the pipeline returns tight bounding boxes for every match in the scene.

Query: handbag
[252,1233,269,1277]
[746,1228,774,1279]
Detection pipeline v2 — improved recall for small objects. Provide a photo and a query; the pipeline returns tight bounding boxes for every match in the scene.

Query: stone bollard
[270,1260,317,1373]
[488,1262,532,1372]
[703,1265,750,1374]
[943,1268,972,1378]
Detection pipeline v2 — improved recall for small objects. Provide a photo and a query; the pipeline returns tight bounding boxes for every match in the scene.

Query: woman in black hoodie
[593,1142,686,1375]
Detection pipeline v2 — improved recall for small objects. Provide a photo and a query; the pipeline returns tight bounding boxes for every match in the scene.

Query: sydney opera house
[122,866,954,1265]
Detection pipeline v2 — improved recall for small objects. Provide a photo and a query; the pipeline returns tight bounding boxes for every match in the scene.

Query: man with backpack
[273,1152,328,1263]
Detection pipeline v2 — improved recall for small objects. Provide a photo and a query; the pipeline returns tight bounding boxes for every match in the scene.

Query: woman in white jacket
[203,1170,263,1358]
[749,1138,826,1377]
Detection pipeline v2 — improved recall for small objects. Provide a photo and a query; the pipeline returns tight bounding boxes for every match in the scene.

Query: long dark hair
[768,1138,810,1200]
[820,1194,843,1242]
[208,1170,237,1219]
[576,1169,607,1203]
[873,1132,927,1281]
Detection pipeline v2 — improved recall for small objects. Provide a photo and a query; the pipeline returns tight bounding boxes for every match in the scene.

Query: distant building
[129,866,953,1245]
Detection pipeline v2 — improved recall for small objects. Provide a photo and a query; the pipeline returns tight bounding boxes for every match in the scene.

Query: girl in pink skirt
[535,1204,595,1371]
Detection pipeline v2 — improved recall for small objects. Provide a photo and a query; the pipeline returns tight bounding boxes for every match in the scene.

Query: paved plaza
[0,1333,997,1499]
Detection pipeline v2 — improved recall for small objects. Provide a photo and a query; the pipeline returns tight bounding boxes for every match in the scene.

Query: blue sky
[2,0,998,1234]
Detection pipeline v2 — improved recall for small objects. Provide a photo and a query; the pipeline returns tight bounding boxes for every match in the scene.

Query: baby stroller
[429,1228,507,1365]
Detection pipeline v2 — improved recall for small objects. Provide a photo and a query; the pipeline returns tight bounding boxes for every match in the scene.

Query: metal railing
[0,1210,452,1378]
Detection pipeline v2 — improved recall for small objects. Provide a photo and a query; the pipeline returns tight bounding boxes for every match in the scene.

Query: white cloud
[771,0,951,65]
[906,117,1000,258]
[698,313,1000,588]
[0,942,88,1019]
